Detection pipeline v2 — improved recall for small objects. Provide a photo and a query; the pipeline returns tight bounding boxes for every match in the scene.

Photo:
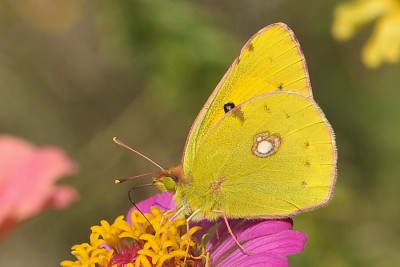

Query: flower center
[109,244,142,266]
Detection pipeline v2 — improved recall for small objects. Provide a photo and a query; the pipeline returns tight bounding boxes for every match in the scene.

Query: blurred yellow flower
[332,0,400,68]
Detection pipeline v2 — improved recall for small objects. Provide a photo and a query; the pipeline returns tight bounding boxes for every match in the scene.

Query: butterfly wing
[183,23,312,178]
[183,91,336,219]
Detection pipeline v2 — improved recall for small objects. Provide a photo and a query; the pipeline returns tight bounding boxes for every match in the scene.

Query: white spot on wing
[257,140,273,154]
[252,131,281,158]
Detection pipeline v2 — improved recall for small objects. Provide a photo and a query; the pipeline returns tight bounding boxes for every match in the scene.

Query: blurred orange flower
[332,0,400,68]
[0,135,78,238]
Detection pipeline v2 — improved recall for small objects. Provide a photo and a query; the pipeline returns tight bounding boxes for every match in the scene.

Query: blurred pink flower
[0,135,78,237]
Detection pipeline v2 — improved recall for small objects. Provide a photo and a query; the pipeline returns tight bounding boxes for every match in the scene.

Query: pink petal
[210,219,294,257]
[208,219,294,251]
[216,231,307,266]
[126,193,174,224]
[0,135,78,236]
[227,253,289,267]
[138,192,175,212]
[210,219,307,267]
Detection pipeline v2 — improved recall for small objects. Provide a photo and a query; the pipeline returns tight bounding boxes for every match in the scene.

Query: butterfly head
[153,165,184,193]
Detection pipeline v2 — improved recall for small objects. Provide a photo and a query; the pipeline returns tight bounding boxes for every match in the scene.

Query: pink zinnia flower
[0,135,78,237]
[61,193,306,267]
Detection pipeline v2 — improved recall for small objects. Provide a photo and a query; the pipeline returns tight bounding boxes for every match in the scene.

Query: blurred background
[0,0,399,266]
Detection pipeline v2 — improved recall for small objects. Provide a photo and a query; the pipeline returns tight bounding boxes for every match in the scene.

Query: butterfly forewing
[183,23,312,178]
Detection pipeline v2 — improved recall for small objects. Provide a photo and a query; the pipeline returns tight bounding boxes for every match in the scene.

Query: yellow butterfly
[120,23,337,227]
[153,23,337,223]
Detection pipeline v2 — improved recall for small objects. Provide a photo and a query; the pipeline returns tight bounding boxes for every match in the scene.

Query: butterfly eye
[252,132,282,158]
[223,102,236,113]
[153,176,177,193]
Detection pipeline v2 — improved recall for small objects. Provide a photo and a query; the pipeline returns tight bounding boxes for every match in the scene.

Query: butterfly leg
[216,211,253,255]
[168,205,187,222]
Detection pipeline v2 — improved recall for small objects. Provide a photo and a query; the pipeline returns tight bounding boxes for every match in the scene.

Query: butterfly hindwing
[182,91,336,219]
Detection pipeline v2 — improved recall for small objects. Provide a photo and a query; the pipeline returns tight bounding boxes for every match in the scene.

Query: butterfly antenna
[113,137,165,171]
[115,172,157,184]
[128,187,155,233]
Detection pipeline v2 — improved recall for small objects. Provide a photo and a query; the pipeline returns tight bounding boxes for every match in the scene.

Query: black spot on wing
[223,102,236,113]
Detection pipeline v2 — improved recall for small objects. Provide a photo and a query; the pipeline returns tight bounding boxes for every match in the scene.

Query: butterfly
[117,22,337,248]
[153,22,337,223]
